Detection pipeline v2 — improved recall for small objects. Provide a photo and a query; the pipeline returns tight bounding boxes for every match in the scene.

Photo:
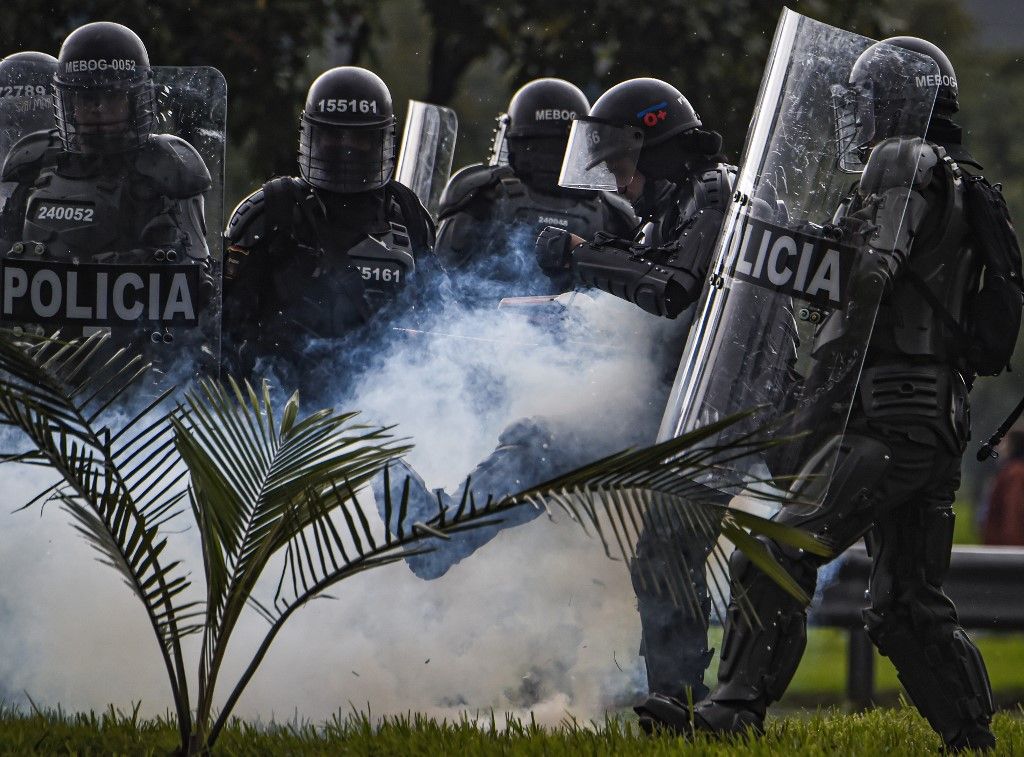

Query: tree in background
[2,0,989,206]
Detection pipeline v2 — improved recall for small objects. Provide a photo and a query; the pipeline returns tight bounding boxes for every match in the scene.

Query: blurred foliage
[1,0,977,204]
[2,0,1022,498]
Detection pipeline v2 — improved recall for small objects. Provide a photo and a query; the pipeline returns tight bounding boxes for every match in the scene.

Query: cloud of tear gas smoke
[0,241,699,725]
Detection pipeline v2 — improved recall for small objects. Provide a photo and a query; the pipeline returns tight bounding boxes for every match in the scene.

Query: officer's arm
[221,189,268,381]
[433,166,503,271]
[569,205,725,318]
[851,137,937,290]
[435,207,501,272]
[0,130,56,248]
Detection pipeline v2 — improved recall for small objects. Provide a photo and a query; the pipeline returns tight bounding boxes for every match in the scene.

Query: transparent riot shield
[395,100,458,219]
[657,10,940,502]
[0,55,58,167]
[0,65,225,396]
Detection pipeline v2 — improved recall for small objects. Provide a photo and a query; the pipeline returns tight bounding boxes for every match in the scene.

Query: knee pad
[715,542,811,705]
[729,537,817,598]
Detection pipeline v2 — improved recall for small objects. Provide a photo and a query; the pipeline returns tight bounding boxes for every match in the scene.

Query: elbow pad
[666,206,725,284]
[852,187,929,289]
[572,242,694,318]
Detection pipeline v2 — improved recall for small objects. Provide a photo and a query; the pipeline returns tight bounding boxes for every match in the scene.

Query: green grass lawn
[1,705,1022,755]
[799,629,1024,699]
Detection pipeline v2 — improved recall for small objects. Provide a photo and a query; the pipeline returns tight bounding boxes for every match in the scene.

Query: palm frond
[492,412,830,614]
[0,330,197,742]
[169,376,411,726]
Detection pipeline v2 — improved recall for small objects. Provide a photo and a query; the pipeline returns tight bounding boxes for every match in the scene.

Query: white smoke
[0,278,690,725]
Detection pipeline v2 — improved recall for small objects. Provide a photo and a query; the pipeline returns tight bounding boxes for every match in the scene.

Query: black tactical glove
[535,225,573,270]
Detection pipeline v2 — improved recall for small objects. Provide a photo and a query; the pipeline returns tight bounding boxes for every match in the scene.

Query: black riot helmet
[501,78,589,189]
[53,22,155,154]
[0,51,59,81]
[559,77,722,191]
[879,37,958,114]
[0,52,57,108]
[833,36,955,172]
[298,66,396,194]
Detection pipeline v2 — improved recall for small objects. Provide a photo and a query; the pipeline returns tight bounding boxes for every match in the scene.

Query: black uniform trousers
[710,410,994,744]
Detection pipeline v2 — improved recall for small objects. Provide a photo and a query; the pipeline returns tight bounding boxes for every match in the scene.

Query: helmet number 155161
[318,99,379,114]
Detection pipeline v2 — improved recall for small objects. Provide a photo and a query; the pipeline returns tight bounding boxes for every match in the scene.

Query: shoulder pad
[386,180,436,250]
[599,190,638,223]
[389,179,431,217]
[0,129,59,182]
[860,137,937,196]
[698,163,737,210]
[224,187,267,247]
[437,163,508,217]
[134,134,213,199]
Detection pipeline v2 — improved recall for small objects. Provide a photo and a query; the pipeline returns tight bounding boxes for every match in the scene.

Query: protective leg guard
[632,520,716,703]
[865,612,995,750]
[709,545,815,713]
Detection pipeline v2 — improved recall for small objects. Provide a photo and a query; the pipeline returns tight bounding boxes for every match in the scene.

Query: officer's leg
[636,431,894,734]
[631,494,719,703]
[374,417,563,579]
[372,459,456,579]
[863,458,995,751]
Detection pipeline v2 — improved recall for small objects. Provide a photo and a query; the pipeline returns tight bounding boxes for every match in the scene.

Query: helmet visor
[558,117,644,191]
[300,117,395,192]
[831,81,875,174]
[54,79,154,153]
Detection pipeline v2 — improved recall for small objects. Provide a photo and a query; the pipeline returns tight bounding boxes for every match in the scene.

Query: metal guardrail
[812,543,1024,708]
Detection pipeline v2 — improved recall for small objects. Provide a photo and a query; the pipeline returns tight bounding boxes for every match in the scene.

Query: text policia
[1,256,200,327]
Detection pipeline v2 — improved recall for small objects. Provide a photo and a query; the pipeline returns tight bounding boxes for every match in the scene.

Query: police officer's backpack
[907,159,1024,377]
[961,175,1023,375]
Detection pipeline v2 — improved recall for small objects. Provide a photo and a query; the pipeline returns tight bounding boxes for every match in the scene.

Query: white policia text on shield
[2,257,199,326]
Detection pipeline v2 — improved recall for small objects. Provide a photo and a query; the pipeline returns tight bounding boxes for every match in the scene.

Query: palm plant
[0,330,827,755]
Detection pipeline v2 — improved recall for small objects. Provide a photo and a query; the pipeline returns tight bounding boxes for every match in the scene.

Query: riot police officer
[637,37,1008,752]
[223,66,437,391]
[534,76,740,705]
[538,77,736,320]
[434,78,635,299]
[0,23,214,372]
